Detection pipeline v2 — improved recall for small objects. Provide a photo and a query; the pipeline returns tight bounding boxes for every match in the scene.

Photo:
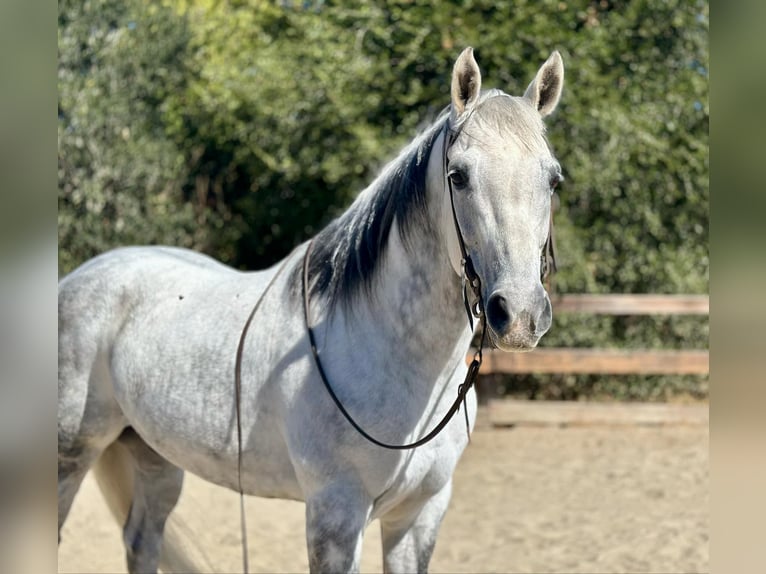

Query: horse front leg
[305,481,371,574]
[380,482,453,574]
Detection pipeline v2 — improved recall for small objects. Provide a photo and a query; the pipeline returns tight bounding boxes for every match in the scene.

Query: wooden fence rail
[470,294,709,376]
[479,348,709,375]
[549,294,709,315]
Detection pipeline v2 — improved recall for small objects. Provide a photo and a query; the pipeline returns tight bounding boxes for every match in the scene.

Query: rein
[302,238,486,450]
[299,122,487,451]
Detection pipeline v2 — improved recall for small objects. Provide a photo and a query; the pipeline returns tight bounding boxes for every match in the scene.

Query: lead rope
[234,251,296,574]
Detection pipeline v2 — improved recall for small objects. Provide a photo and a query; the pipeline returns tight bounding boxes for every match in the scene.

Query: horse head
[442,48,564,351]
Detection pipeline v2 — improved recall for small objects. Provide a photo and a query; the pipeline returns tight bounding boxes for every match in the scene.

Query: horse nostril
[486,293,511,331]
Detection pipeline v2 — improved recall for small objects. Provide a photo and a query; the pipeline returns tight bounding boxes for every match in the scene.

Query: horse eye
[549,173,563,190]
[448,169,468,188]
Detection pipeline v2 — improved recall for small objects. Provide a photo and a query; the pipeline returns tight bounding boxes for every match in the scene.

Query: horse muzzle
[484,287,552,351]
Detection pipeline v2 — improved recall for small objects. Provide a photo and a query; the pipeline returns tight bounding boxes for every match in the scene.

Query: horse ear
[524,51,564,117]
[451,47,482,119]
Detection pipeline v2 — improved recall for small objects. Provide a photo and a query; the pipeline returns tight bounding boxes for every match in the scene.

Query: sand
[58,424,708,573]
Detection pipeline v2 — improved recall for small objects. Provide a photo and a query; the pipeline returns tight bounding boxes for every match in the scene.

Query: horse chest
[369,440,461,517]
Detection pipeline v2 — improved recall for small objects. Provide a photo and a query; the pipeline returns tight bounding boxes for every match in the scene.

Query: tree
[58,0,227,273]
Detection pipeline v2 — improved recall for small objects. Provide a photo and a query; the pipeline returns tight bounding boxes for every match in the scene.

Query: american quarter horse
[58,47,564,573]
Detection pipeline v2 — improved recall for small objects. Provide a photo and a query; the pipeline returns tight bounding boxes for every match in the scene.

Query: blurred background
[57,0,709,401]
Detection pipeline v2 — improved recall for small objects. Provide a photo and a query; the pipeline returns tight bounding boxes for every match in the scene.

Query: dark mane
[302,112,449,311]
[296,90,540,312]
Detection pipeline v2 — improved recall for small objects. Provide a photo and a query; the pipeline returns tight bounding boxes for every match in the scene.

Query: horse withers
[58,47,564,573]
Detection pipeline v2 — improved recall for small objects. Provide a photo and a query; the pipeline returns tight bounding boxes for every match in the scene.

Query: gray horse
[58,47,564,573]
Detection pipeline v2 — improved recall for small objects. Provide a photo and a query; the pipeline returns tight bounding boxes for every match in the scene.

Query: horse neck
[356,131,472,378]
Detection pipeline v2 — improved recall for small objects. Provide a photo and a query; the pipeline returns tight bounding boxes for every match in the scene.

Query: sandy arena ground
[58,424,708,573]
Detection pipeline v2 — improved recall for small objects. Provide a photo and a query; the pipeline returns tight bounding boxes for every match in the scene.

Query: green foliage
[58,0,230,273]
[58,0,708,399]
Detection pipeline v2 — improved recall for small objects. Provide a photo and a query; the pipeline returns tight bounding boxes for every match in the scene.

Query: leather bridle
[300,116,557,451]
[300,121,483,452]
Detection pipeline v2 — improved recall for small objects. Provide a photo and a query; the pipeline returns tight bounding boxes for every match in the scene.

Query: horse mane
[300,90,545,312]
[299,110,447,311]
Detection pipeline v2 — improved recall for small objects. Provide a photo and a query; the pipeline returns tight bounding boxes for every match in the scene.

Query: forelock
[464,91,549,154]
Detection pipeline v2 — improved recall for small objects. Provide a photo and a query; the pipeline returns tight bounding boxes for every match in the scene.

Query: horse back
[58,245,283,410]
[59,244,293,357]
